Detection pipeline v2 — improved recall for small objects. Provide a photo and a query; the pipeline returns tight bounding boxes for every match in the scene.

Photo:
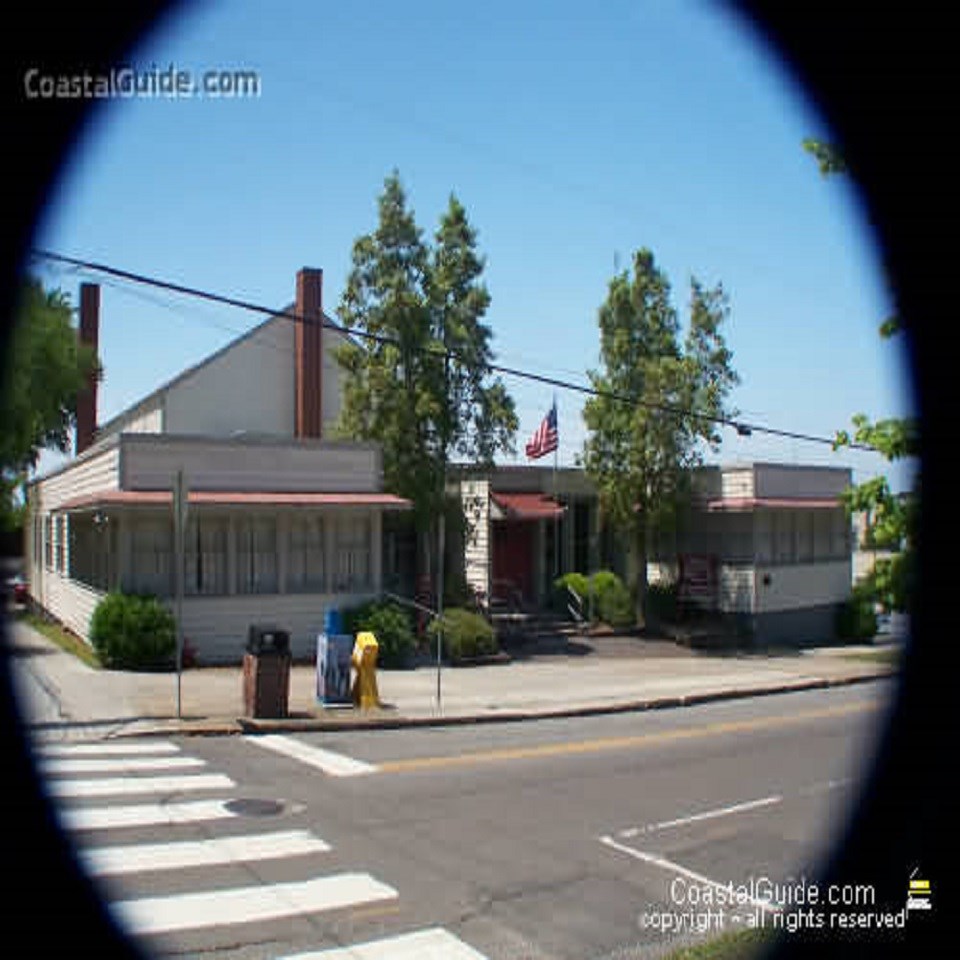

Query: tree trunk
[633,524,648,630]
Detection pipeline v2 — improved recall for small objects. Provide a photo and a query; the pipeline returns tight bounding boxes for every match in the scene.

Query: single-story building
[26,269,410,663]
[450,460,853,645]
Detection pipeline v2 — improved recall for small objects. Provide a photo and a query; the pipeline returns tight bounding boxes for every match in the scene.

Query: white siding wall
[322,327,346,436]
[461,480,490,603]
[755,560,851,613]
[754,464,851,499]
[163,316,295,438]
[35,571,105,641]
[120,436,380,493]
[176,591,377,663]
[34,446,120,511]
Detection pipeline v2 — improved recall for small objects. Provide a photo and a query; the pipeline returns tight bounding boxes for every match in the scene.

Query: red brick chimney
[294,268,324,438]
[75,282,100,455]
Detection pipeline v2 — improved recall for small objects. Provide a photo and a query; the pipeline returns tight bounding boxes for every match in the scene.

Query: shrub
[592,570,635,629]
[836,583,879,642]
[341,600,416,668]
[89,592,176,670]
[428,607,498,663]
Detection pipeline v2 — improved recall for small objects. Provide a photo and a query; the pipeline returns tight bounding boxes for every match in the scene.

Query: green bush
[89,592,176,670]
[554,572,591,617]
[836,582,878,642]
[592,570,635,629]
[342,600,416,668]
[428,607,498,663]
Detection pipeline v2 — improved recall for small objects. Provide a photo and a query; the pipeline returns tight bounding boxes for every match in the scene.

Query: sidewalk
[3,615,900,740]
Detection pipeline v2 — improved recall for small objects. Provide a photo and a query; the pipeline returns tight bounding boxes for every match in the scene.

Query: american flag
[525,402,558,459]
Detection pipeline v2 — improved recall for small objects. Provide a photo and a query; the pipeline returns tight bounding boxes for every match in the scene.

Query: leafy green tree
[806,140,919,613]
[581,249,739,625]
[335,172,516,583]
[0,278,98,529]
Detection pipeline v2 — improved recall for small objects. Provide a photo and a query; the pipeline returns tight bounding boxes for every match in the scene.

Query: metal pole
[173,469,186,720]
[436,511,445,713]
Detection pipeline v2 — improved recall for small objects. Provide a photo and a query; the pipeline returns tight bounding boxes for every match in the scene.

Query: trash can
[242,624,291,719]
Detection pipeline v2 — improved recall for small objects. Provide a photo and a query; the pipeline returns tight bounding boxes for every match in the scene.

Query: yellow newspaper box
[351,631,381,709]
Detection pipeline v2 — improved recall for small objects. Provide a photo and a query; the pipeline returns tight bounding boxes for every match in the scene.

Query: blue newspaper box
[316,609,353,706]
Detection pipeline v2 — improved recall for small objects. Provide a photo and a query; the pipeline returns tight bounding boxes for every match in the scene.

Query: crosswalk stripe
[80,829,331,876]
[40,755,206,775]
[58,799,240,831]
[246,735,377,777]
[47,773,235,798]
[35,741,181,757]
[280,927,489,959]
[110,873,398,935]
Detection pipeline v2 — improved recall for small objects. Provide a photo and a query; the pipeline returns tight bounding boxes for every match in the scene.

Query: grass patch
[660,927,777,960]
[16,609,102,668]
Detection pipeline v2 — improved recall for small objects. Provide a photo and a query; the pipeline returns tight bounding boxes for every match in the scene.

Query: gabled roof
[93,305,346,443]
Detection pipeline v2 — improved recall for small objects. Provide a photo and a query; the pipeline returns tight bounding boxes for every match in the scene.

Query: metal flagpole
[553,396,559,579]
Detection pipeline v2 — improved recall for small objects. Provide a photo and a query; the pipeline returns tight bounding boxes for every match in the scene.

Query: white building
[26,270,409,663]
[452,461,853,646]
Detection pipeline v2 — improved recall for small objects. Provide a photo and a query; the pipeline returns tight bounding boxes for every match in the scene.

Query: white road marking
[47,772,235,798]
[246,734,378,777]
[80,829,330,876]
[58,799,240,831]
[35,741,181,757]
[40,755,206,775]
[797,777,853,796]
[110,873,398,935]
[618,794,783,837]
[599,835,781,914]
[280,926,489,959]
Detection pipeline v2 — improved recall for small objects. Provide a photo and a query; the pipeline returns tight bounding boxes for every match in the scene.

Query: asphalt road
[39,681,899,960]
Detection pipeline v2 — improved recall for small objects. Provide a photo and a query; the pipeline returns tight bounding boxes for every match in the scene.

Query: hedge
[428,607,498,663]
[341,599,417,668]
[89,592,176,670]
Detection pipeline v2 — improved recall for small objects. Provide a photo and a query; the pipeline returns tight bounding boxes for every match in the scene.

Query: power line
[29,248,879,453]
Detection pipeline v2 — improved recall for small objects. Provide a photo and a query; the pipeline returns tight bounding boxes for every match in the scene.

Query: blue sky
[31,0,915,490]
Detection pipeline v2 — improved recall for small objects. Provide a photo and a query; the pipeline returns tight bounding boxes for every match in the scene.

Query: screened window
[775,511,795,564]
[796,511,814,563]
[288,516,325,593]
[831,509,850,559]
[335,515,371,592]
[237,517,278,594]
[131,517,173,597]
[55,515,67,572]
[44,516,54,570]
[185,517,228,596]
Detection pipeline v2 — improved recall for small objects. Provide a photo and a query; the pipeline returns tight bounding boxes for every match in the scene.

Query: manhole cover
[224,798,285,817]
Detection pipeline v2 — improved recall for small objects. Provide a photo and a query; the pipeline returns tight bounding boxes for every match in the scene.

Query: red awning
[491,491,565,520]
[707,496,840,512]
[55,490,411,511]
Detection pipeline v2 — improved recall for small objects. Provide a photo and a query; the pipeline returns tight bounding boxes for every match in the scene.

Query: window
[185,517,228,596]
[335,515,370,592]
[44,515,54,570]
[288,515,325,593]
[237,516,278,594]
[55,515,67,572]
[131,517,173,596]
[775,511,794,564]
[831,509,850,559]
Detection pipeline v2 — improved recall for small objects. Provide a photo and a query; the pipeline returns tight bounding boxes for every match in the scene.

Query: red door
[492,521,534,605]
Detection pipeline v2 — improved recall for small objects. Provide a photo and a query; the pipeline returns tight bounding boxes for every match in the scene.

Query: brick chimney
[75,282,100,455]
[294,267,324,438]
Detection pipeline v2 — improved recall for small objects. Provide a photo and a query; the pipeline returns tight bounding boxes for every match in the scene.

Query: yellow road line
[377,701,880,774]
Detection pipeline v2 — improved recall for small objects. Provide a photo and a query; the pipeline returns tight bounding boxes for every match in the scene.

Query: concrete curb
[110,668,897,739]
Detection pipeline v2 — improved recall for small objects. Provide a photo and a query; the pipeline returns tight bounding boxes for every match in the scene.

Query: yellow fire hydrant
[351,631,381,709]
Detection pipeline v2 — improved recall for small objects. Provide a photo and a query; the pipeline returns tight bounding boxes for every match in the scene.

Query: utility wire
[29,248,879,453]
